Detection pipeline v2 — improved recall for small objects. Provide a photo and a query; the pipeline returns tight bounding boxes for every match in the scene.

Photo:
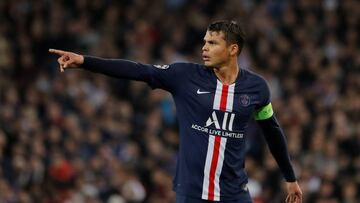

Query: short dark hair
[207,20,246,55]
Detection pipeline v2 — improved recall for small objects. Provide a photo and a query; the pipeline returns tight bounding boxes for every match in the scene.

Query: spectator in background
[0,0,359,202]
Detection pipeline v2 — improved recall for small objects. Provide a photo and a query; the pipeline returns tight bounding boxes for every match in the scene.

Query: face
[202,31,238,68]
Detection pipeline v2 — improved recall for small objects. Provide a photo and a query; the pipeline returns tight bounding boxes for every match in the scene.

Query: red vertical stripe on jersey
[207,136,221,200]
[207,83,229,200]
[219,84,229,112]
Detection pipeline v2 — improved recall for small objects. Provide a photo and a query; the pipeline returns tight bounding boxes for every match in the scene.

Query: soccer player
[49,20,302,203]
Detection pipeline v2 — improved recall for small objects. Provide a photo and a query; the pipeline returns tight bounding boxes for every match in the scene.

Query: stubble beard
[203,60,223,70]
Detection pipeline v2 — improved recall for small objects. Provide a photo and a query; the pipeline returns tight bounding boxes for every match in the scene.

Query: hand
[49,49,84,72]
[285,181,302,203]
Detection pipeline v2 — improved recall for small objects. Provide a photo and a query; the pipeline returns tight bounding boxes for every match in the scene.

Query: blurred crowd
[0,0,359,202]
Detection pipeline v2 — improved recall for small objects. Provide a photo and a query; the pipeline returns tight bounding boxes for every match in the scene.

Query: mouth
[202,55,210,61]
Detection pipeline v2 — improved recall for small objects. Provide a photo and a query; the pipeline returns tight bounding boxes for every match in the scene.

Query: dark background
[0,0,359,202]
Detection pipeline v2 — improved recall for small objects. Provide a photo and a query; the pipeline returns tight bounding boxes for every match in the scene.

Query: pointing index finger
[49,49,67,56]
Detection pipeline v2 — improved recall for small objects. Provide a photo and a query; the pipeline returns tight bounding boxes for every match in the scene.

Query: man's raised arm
[49,49,188,93]
[49,48,156,83]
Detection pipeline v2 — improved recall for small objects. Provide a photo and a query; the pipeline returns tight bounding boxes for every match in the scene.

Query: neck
[213,59,239,85]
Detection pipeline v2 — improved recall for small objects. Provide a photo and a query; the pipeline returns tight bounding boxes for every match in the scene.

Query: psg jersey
[144,62,271,201]
[82,58,276,201]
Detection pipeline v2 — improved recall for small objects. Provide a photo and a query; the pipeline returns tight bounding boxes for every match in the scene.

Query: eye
[203,40,216,45]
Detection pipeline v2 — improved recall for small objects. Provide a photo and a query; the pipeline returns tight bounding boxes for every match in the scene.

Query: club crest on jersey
[239,94,250,107]
[154,65,170,69]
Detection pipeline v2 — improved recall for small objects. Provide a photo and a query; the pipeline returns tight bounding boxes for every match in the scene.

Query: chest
[178,76,262,132]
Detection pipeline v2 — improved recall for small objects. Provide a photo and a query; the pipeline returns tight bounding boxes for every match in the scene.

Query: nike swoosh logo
[197,89,211,94]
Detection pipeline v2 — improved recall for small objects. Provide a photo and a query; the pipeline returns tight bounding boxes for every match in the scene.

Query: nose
[202,44,208,52]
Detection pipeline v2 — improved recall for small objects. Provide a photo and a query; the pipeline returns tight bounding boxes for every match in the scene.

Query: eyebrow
[203,39,216,43]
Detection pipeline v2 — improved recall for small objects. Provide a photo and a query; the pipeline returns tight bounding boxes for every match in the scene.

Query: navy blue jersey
[146,63,269,201]
[82,57,296,201]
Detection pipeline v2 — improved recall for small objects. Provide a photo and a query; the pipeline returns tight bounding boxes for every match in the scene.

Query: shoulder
[170,62,204,69]
[168,62,207,75]
[149,62,200,75]
[241,68,269,88]
[241,69,271,107]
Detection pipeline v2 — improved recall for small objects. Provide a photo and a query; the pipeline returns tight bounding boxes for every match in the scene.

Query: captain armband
[254,103,274,120]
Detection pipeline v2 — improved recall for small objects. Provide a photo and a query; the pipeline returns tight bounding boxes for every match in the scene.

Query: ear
[229,44,239,56]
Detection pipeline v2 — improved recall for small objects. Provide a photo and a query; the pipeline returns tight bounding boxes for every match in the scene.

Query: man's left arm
[254,103,302,203]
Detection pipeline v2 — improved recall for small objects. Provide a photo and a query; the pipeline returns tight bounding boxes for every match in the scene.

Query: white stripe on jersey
[202,81,235,201]
[226,84,235,112]
[213,80,222,110]
[213,137,227,200]
[202,135,215,199]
